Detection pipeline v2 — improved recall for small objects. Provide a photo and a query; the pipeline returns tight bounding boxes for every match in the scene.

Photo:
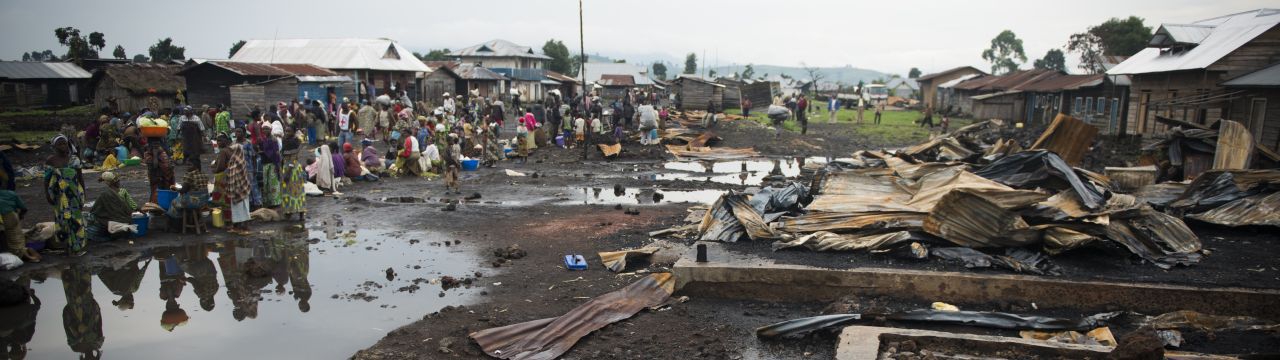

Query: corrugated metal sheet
[470,273,674,360]
[597,74,635,86]
[0,61,91,79]
[1156,24,1216,45]
[1222,62,1280,87]
[455,64,507,81]
[581,62,654,86]
[544,70,580,84]
[1109,9,1280,75]
[230,38,431,72]
[450,39,552,60]
[1020,74,1105,92]
[917,66,985,82]
[937,73,982,89]
[294,75,352,83]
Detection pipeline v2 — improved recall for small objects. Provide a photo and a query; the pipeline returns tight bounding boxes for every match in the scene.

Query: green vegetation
[0,104,95,118]
[0,123,59,143]
[728,101,974,145]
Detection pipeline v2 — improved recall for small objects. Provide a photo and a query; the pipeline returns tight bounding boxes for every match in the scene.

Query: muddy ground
[3,117,1277,359]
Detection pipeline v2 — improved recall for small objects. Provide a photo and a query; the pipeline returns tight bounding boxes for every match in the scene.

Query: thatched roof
[93,63,186,95]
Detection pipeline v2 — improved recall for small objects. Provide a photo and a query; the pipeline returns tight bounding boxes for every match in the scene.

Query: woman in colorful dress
[280,127,306,221]
[215,133,252,235]
[258,123,283,208]
[44,135,87,256]
[142,139,174,203]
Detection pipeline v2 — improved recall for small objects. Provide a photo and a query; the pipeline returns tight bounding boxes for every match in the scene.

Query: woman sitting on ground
[89,171,137,240]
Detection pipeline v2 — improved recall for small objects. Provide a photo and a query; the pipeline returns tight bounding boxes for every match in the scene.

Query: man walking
[920,106,935,128]
[874,102,884,124]
[796,94,808,135]
[827,96,839,123]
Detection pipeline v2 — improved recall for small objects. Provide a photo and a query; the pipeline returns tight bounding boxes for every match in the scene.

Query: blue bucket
[156,190,178,211]
[131,214,149,237]
[116,145,128,161]
[461,159,480,171]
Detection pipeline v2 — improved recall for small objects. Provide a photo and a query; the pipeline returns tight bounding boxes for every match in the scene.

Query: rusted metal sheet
[907,168,1048,212]
[1104,207,1202,269]
[771,231,917,252]
[470,273,675,360]
[698,193,779,242]
[1213,119,1253,170]
[775,211,926,234]
[598,248,659,272]
[1188,191,1280,227]
[806,194,918,213]
[1031,113,1099,166]
[819,171,908,196]
[923,189,1033,248]
[664,144,758,161]
[1134,183,1188,208]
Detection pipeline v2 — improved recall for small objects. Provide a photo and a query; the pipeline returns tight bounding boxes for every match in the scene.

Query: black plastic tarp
[757,310,1122,339]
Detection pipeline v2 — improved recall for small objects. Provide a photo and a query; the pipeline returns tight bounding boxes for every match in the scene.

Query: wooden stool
[181,208,206,235]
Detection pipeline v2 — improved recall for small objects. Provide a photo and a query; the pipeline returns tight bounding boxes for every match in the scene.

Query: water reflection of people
[97,257,150,311]
[0,276,39,359]
[284,234,312,313]
[217,240,254,321]
[61,264,103,359]
[155,248,189,331]
[182,243,219,312]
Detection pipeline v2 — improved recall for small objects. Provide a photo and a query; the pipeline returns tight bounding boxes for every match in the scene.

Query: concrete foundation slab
[836,325,1112,360]
[673,242,1280,319]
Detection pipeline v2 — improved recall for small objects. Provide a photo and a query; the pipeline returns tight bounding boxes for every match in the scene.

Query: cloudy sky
[1,0,1271,75]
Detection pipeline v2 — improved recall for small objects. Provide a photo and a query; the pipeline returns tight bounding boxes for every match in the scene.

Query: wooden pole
[580,0,590,160]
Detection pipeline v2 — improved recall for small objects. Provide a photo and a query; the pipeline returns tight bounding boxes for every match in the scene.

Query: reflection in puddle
[8,226,479,359]
[655,158,803,186]
[379,196,428,204]
[561,187,725,205]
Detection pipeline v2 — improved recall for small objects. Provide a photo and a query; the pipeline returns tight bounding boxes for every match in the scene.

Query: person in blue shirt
[827,97,840,123]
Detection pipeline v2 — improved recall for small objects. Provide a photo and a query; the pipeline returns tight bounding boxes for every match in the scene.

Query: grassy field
[728,100,973,145]
[0,123,59,143]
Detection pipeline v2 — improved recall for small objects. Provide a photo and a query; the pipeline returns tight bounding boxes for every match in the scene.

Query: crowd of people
[0,86,676,265]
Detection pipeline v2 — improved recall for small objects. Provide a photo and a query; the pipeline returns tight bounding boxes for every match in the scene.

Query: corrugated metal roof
[581,62,654,86]
[0,61,92,79]
[1020,73,1105,92]
[916,66,985,82]
[450,39,551,60]
[454,64,507,81]
[1109,8,1280,75]
[295,75,352,83]
[1222,62,1280,87]
[230,38,430,72]
[1154,24,1216,45]
[180,61,338,77]
[545,70,580,84]
[938,73,982,88]
[953,69,1057,91]
[598,74,635,86]
[674,75,725,88]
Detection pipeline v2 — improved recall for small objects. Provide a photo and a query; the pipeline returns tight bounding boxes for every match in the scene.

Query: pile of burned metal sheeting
[697,114,1214,272]
[1142,117,1280,181]
[1164,170,1280,227]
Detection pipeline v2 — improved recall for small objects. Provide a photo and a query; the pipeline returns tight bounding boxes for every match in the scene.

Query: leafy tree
[981,30,1027,75]
[112,45,126,59]
[148,37,186,63]
[132,54,149,63]
[21,53,30,62]
[413,49,452,61]
[741,64,755,80]
[908,67,921,78]
[683,53,697,75]
[25,50,57,62]
[541,40,572,74]
[652,62,667,80]
[1067,16,1152,74]
[54,27,99,65]
[708,69,717,78]
[229,40,246,58]
[88,31,106,52]
[1033,49,1067,72]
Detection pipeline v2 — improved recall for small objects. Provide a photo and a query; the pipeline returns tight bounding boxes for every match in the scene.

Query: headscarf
[314,145,335,190]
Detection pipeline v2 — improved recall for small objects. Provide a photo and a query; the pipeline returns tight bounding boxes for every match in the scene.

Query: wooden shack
[178,61,340,108]
[420,64,464,104]
[0,62,92,110]
[715,78,743,109]
[741,81,779,110]
[229,75,349,118]
[673,76,724,111]
[89,63,185,113]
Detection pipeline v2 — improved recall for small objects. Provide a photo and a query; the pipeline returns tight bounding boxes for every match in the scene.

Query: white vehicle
[862,84,889,104]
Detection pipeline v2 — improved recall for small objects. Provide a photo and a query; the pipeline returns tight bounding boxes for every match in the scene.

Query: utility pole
[579,0,590,160]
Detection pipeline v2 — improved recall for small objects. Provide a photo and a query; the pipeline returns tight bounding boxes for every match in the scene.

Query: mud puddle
[654,158,804,186]
[9,225,481,359]
[558,187,725,205]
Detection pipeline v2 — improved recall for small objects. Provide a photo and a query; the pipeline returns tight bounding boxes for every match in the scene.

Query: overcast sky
[1,0,1271,76]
